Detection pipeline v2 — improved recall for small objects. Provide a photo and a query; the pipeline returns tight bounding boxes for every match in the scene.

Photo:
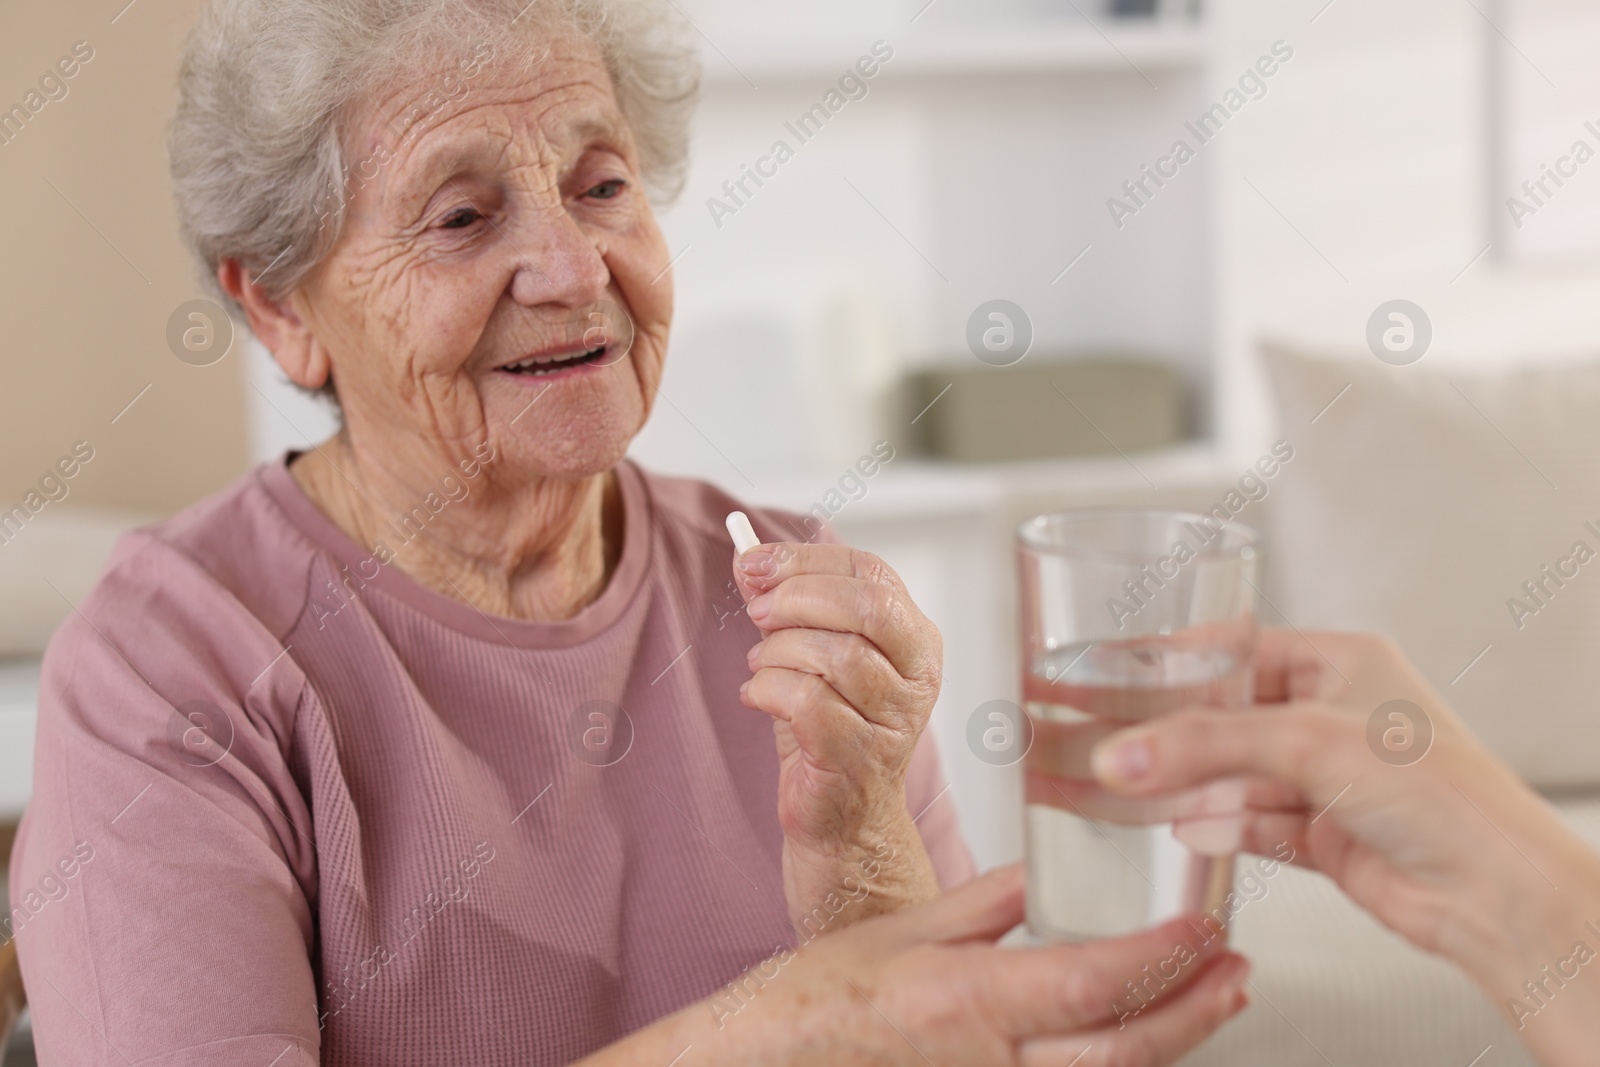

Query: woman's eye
[585,180,625,200]
[440,206,482,230]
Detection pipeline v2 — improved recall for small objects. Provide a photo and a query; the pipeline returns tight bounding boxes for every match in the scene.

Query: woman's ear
[216,259,331,391]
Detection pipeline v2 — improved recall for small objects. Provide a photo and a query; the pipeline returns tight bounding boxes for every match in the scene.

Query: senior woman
[9,0,1252,1064]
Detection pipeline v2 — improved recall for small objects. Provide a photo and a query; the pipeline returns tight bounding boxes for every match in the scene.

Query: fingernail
[737,549,775,577]
[747,594,771,621]
[746,642,762,669]
[739,681,750,701]
[1095,734,1152,781]
[1219,957,1250,1013]
[1173,814,1246,857]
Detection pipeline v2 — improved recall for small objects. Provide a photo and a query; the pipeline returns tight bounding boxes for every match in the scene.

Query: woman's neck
[287,435,623,623]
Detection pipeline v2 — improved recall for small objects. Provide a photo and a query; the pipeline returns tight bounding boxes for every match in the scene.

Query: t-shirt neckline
[257,453,653,649]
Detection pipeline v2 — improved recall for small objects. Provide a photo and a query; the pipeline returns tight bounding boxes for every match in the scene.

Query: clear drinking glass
[1017,508,1261,943]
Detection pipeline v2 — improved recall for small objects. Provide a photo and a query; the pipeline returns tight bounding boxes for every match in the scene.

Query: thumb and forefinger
[883,864,1028,946]
[888,865,1249,1041]
[1090,702,1367,810]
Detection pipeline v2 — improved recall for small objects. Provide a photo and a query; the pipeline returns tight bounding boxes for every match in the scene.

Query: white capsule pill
[725,511,761,556]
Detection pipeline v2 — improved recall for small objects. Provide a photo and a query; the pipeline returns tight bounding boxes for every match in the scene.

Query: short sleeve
[10,557,322,1065]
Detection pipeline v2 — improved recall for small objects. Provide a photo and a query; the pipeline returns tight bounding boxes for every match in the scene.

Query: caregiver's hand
[733,541,944,927]
[1090,628,1600,1066]
[585,865,1252,1067]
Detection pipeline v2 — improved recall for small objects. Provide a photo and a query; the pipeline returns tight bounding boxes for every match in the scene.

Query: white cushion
[0,508,152,656]
[1181,860,1530,1067]
[1261,341,1600,789]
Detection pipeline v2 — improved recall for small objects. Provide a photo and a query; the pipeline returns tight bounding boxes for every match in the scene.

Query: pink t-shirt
[10,457,973,1065]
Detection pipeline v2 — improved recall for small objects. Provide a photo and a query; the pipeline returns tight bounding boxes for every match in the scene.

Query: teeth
[501,347,605,374]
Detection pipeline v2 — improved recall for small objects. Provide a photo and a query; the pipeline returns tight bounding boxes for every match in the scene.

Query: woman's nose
[508,207,610,309]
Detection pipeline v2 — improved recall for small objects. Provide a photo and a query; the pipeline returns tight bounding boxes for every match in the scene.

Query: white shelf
[702,21,1207,86]
[743,442,1231,522]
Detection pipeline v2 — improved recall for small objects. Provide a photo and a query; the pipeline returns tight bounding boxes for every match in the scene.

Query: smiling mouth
[498,345,610,377]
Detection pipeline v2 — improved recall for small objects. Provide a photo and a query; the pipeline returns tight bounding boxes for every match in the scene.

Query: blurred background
[5,0,1600,1062]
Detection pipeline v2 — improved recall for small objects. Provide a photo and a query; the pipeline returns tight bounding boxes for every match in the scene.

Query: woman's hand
[733,541,944,927]
[1089,628,1600,1066]
[584,866,1252,1067]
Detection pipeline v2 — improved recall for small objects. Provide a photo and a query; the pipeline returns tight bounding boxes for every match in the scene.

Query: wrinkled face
[293,31,671,483]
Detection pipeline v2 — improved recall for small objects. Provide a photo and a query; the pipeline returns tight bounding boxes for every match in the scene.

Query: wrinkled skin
[222,30,946,928]
[226,32,671,620]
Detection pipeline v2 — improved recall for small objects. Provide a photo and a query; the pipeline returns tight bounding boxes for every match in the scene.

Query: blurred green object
[906,358,1186,463]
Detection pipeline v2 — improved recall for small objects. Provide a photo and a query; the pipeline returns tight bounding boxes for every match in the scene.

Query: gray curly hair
[169,0,699,317]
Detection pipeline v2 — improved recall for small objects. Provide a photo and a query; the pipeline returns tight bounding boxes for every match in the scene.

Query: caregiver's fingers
[1091,704,1364,805]
[1252,629,1435,708]
[1017,954,1250,1067]
[749,629,930,729]
[1172,810,1313,863]
[746,574,941,684]
[1252,628,1353,703]
[980,918,1238,1039]
[1172,776,1308,820]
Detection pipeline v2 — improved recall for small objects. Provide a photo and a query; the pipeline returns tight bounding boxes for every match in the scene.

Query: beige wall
[0,0,250,515]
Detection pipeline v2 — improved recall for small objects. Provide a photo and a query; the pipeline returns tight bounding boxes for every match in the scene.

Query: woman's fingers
[745,573,938,683]
[876,870,1036,953]
[732,543,940,684]
[741,666,877,756]
[735,542,904,596]
[1091,704,1364,807]
[979,916,1239,1040]
[855,873,1246,1067]
[1017,953,1249,1067]
[886,864,1029,946]
[731,541,941,701]
[748,629,921,730]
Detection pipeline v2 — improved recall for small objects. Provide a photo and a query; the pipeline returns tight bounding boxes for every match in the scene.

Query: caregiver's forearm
[1454,817,1600,1067]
